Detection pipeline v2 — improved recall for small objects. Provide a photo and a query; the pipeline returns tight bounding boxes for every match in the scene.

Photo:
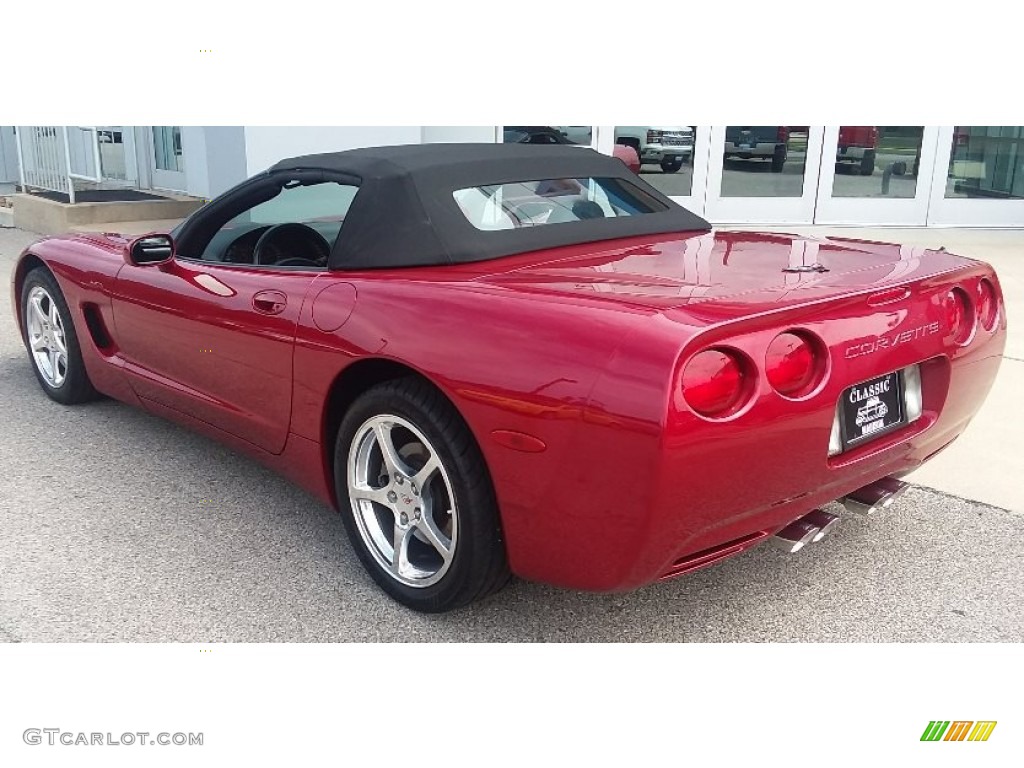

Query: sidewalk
[70,219,183,236]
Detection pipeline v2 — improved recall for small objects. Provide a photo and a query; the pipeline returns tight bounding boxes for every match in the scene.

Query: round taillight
[977,279,999,331]
[681,348,749,417]
[766,331,821,397]
[945,287,974,345]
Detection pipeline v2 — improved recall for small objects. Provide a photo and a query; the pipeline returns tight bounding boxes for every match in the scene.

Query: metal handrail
[13,125,109,204]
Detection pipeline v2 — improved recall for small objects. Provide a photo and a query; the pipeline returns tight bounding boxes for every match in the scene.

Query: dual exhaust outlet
[770,477,909,553]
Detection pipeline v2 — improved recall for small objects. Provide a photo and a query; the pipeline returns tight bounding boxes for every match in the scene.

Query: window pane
[722,126,805,198]
[614,126,695,196]
[501,126,593,146]
[555,126,592,145]
[453,177,666,231]
[831,126,923,198]
[98,126,127,180]
[233,182,358,227]
[946,126,1024,200]
[201,181,358,263]
[152,126,183,172]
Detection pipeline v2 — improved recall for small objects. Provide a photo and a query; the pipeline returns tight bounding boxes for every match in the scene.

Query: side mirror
[126,234,174,266]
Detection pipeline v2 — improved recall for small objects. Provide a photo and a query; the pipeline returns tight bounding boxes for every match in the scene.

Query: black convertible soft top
[266,143,711,270]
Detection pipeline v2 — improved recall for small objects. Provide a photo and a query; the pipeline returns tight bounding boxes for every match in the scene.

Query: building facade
[7,125,1024,227]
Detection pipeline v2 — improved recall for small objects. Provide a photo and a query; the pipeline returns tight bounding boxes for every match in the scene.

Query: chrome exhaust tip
[803,509,841,542]
[770,519,821,553]
[842,477,909,516]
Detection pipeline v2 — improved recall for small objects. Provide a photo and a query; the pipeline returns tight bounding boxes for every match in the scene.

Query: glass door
[814,126,937,225]
[149,126,187,192]
[703,126,825,224]
[926,126,1024,226]
[600,125,710,218]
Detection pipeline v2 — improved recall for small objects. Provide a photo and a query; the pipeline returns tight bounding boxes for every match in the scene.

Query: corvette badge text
[845,321,942,359]
[23,728,203,747]
[920,720,997,742]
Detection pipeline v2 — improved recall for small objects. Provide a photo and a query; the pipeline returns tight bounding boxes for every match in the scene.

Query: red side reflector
[977,279,998,331]
[490,429,547,453]
[945,287,974,344]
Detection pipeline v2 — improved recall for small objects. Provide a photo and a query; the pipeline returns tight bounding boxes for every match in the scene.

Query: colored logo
[921,721,997,742]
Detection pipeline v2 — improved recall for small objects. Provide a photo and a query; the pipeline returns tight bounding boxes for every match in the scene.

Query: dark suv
[724,126,789,172]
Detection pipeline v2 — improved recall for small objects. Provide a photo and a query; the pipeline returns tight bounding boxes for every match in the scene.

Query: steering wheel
[253,223,331,267]
[274,256,323,268]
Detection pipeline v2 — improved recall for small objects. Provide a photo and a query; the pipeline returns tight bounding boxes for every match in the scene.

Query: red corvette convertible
[11,144,1006,612]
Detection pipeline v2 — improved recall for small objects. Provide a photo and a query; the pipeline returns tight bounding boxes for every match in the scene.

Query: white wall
[0,127,19,184]
[204,127,247,198]
[243,127,423,176]
[177,126,247,199]
[180,127,209,196]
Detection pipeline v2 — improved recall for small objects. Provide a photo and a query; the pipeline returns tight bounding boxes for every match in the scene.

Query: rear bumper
[650,399,979,587]
[724,141,779,158]
[838,145,872,160]
[499,266,1006,592]
[641,144,693,162]
[505,352,1001,592]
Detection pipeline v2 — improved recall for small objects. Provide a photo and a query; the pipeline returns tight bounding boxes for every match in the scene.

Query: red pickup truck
[837,126,878,176]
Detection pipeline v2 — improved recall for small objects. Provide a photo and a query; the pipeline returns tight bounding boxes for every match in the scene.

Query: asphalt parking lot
[1,226,1022,642]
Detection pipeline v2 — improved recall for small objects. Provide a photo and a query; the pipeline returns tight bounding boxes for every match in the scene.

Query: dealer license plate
[840,371,905,448]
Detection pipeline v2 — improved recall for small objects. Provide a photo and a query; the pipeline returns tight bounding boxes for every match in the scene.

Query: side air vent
[81,303,116,354]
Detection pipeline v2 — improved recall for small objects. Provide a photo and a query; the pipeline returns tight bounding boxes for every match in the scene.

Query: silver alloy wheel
[347,414,458,588]
[25,285,68,388]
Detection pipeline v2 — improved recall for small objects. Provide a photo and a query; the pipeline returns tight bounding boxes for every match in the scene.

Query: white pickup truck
[614,126,694,173]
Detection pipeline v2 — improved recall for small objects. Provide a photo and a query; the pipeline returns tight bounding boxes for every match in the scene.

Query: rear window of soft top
[452,176,668,231]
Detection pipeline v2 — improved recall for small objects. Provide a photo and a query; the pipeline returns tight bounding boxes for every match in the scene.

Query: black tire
[770,147,787,173]
[333,377,510,612]
[20,267,98,405]
[860,149,876,176]
[660,157,684,173]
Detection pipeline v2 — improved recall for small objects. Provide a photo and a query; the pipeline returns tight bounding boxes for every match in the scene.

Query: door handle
[252,290,287,315]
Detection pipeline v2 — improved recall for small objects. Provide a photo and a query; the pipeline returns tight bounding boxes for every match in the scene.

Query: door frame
[703,126,826,225]
[925,125,1024,226]
[813,126,941,226]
